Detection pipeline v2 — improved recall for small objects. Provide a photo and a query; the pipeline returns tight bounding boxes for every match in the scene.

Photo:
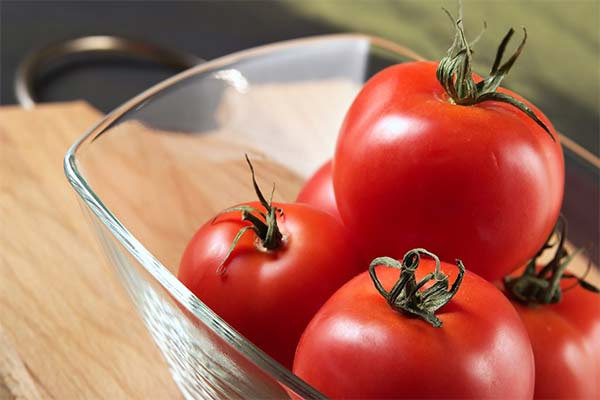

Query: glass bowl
[64,34,422,399]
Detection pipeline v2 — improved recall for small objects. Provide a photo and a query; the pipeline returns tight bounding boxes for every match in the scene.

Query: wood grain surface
[0,324,45,400]
[0,102,183,400]
[78,118,305,275]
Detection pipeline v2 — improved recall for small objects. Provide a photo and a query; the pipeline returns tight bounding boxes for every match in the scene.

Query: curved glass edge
[64,153,327,399]
[64,142,325,399]
[63,33,423,399]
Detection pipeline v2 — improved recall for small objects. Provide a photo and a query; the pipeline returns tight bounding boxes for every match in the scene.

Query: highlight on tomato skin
[332,11,564,283]
[293,249,535,399]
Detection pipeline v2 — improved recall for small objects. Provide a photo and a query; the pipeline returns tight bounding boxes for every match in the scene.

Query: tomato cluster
[178,10,598,400]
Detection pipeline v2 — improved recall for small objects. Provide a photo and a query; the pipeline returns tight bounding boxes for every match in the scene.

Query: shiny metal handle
[15,35,204,108]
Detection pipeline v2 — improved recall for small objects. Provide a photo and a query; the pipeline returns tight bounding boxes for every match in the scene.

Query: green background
[285,0,599,155]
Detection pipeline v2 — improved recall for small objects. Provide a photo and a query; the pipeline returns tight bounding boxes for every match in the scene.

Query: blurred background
[1,0,598,255]
[1,1,597,150]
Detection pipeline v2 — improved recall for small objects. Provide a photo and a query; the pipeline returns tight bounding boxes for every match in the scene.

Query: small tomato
[296,160,341,223]
[178,157,362,369]
[504,217,600,399]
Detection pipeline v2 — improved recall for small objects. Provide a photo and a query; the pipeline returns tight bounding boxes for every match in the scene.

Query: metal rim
[14,35,204,108]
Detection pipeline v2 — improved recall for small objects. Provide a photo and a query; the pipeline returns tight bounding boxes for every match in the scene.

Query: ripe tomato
[178,160,362,369]
[296,160,370,267]
[503,218,600,398]
[294,249,535,398]
[333,24,564,281]
[296,160,341,223]
[509,286,599,399]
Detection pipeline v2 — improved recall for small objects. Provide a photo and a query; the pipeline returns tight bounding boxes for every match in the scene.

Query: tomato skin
[505,279,600,398]
[293,258,535,399]
[333,61,564,281]
[296,160,341,223]
[178,202,362,369]
[296,160,370,267]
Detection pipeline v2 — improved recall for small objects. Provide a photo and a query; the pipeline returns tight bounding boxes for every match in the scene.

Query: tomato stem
[504,215,599,306]
[215,154,284,275]
[436,6,555,141]
[369,248,465,328]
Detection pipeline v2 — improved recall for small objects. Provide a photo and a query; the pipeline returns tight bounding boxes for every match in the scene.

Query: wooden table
[0,102,183,400]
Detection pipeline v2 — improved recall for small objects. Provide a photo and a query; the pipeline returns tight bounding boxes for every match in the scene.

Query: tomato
[296,160,370,267]
[549,286,600,364]
[509,286,599,399]
[294,249,535,399]
[503,218,600,398]
[333,25,564,281]
[296,160,341,223]
[178,160,362,369]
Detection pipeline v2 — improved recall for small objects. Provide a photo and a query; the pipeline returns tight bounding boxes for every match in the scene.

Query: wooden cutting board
[0,102,183,400]
[1,101,597,400]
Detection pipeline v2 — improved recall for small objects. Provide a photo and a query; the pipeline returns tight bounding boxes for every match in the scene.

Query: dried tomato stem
[436,6,555,141]
[215,155,284,274]
[369,248,465,328]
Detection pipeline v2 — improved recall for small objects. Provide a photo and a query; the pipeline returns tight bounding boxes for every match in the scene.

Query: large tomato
[296,160,341,223]
[333,26,564,281]
[178,163,362,369]
[294,249,535,398]
[503,219,600,398]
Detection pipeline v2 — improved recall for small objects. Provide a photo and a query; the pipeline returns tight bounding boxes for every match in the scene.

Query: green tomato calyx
[436,7,555,141]
[504,215,599,306]
[215,154,284,275]
[369,248,465,328]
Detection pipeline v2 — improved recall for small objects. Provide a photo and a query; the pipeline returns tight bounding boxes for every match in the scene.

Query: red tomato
[550,285,600,363]
[296,160,341,223]
[509,285,599,399]
[297,160,370,267]
[333,30,564,282]
[178,201,362,369]
[294,250,535,398]
[503,218,600,399]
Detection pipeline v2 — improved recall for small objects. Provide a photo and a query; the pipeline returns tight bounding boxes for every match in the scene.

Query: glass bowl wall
[64,34,422,399]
